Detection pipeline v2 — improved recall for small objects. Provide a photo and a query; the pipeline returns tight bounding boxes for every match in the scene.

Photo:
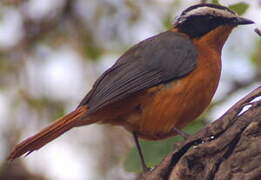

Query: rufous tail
[8,106,89,160]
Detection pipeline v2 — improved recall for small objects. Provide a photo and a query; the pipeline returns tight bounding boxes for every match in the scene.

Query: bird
[8,3,254,171]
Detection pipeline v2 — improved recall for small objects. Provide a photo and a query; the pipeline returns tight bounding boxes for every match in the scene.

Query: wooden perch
[138,86,261,180]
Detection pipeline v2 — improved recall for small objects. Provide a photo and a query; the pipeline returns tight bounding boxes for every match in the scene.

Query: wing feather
[78,31,198,114]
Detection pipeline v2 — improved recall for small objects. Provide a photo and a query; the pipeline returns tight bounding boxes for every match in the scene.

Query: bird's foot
[172,128,190,140]
[142,165,151,172]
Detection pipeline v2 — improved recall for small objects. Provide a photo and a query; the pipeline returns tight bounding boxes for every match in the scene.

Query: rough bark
[139,86,261,180]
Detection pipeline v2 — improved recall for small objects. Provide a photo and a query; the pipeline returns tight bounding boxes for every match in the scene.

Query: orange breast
[124,43,222,140]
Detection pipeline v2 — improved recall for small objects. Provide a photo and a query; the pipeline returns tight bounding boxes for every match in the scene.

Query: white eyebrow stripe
[183,7,237,18]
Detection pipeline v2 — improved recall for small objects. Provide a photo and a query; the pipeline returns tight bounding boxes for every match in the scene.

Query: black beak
[234,17,254,25]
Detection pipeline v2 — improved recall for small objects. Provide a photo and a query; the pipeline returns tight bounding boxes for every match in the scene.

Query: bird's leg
[172,127,190,140]
[132,132,149,172]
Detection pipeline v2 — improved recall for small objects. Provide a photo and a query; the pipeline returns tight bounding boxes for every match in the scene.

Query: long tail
[8,106,90,160]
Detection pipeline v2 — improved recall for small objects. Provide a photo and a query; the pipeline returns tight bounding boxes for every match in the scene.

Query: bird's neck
[171,25,234,53]
[196,25,234,52]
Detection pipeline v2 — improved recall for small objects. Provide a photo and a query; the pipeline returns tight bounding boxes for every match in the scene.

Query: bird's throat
[196,25,234,53]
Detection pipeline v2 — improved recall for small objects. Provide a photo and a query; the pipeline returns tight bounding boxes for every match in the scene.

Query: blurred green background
[0,0,260,179]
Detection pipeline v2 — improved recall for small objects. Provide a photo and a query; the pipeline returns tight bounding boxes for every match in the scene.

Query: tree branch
[138,86,261,180]
[255,28,261,37]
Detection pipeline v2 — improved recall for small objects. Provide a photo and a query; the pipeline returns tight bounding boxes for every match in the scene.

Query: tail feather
[8,106,89,160]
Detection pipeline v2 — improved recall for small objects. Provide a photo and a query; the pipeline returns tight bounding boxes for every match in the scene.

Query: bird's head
[174,3,254,39]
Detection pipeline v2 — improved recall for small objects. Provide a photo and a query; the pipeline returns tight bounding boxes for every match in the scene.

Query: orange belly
[123,45,222,140]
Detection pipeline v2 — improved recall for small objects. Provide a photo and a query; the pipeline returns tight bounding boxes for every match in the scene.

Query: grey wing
[78,31,198,114]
